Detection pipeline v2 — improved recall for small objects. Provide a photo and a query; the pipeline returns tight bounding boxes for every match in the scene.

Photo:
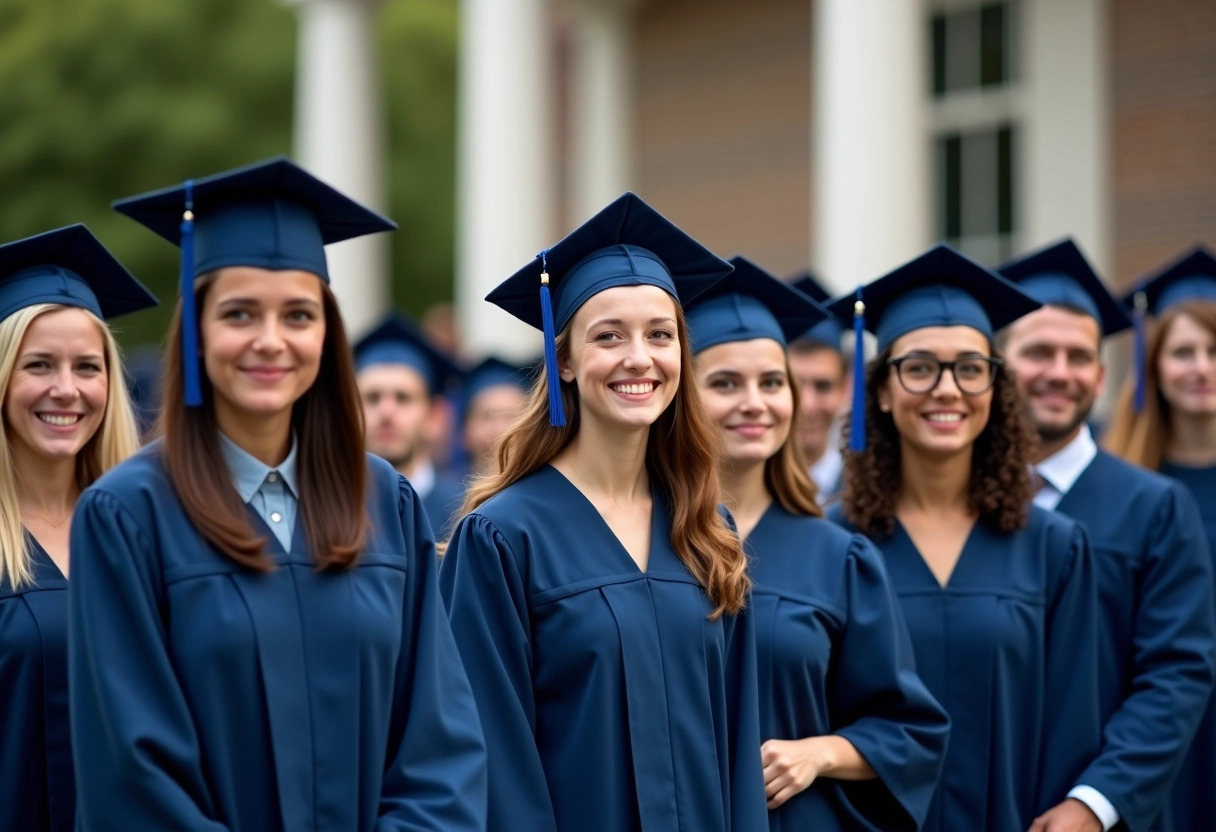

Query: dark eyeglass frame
[885,354,1003,396]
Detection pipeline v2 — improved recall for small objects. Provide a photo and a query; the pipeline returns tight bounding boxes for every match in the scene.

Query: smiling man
[999,239,1216,832]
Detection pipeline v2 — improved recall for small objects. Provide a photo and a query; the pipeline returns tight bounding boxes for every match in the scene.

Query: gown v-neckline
[893,517,981,589]
[544,464,660,575]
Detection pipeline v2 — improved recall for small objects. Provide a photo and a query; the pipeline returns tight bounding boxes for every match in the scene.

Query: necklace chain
[21,509,71,528]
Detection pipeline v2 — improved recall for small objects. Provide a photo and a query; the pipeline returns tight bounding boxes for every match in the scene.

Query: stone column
[287,0,389,338]
[812,0,929,294]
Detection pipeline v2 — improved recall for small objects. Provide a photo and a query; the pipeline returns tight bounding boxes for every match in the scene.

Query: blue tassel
[1133,290,1147,413]
[849,290,867,452]
[179,179,202,407]
[538,249,565,427]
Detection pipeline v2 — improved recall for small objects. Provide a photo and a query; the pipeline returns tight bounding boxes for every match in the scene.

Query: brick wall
[632,0,812,275]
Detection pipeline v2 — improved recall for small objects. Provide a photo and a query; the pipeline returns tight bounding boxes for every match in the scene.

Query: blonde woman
[0,224,155,832]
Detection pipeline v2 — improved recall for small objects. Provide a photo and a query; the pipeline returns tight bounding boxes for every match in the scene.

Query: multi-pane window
[929,1,1019,264]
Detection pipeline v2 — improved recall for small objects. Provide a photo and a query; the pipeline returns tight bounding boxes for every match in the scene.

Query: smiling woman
[67,158,487,832]
[440,193,767,832]
[0,224,155,832]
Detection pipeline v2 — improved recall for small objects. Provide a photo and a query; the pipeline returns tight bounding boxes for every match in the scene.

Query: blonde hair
[0,304,141,587]
[1105,300,1216,469]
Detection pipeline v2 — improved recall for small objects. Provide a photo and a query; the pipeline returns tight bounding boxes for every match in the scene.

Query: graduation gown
[420,471,465,541]
[68,445,487,831]
[1159,461,1216,832]
[439,464,769,832]
[747,505,949,831]
[0,541,73,832]
[1055,452,1215,832]
[830,505,1101,832]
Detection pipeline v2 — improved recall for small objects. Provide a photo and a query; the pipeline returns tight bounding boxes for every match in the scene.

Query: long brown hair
[842,343,1035,539]
[457,303,750,617]
[1105,300,1216,469]
[158,272,368,571]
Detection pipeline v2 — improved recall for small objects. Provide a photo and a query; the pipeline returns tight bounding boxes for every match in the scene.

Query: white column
[812,0,929,294]
[568,0,634,220]
[456,0,555,362]
[1021,0,1108,271]
[287,0,388,338]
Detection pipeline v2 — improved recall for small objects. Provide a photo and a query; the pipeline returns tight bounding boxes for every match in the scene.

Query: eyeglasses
[886,354,1002,396]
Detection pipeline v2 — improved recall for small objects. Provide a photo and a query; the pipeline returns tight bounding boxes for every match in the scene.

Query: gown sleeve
[830,535,951,830]
[68,489,230,831]
[1035,520,1103,814]
[1072,484,1216,832]
[722,595,771,830]
[377,477,488,831]
[439,512,560,832]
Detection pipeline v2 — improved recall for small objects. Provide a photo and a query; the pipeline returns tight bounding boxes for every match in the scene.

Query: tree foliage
[0,0,459,348]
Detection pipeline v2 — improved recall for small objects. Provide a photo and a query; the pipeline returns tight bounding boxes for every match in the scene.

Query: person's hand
[1027,798,1103,832]
[760,737,832,810]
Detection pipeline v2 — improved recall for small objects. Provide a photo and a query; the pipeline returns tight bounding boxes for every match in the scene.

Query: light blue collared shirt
[218,432,300,551]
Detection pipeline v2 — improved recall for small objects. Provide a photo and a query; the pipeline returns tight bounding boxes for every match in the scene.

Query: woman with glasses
[827,246,1102,832]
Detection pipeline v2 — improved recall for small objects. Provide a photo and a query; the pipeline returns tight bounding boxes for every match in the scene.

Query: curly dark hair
[841,344,1036,539]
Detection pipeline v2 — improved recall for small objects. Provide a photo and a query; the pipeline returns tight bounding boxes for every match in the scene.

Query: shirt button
[270,512,282,523]
[267,472,279,483]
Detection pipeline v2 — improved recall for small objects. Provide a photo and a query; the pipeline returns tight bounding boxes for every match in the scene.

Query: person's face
[696,338,793,468]
[463,384,526,471]
[559,285,682,433]
[1157,312,1216,418]
[1002,305,1104,443]
[200,267,326,431]
[4,308,108,464]
[787,346,846,461]
[359,364,433,469]
[878,326,995,459]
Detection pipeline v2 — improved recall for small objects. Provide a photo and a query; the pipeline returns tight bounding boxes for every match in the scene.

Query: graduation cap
[1121,244,1216,411]
[486,192,733,426]
[461,356,533,411]
[354,313,461,397]
[996,238,1132,336]
[0,224,157,323]
[685,256,828,354]
[112,156,397,406]
[788,271,844,349]
[825,243,1040,451]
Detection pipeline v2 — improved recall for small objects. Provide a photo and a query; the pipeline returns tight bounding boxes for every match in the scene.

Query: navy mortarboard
[686,256,829,354]
[0,224,157,323]
[997,238,1132,336]
[354,313,461,398]
[460,356,533,413]
[1122,245,1216,411]
[486,192,734,425]
[826,243,1040,449]
[112,156,396,405]
[789,271,844,349]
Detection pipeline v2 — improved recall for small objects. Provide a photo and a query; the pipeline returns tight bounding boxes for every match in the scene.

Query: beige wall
[632,0,812,275]
[1110,0,1216,290]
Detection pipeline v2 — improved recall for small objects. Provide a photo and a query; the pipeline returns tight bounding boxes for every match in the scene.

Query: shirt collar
[409,459,436,498]
[1035,424,1097,496]
[809,443,844,495]
[218,431,300,504]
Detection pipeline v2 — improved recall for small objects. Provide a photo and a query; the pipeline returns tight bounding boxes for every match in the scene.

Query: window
[929,1,1020,264]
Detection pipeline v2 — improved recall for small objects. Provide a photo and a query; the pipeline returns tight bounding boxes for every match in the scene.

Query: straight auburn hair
[0,304,141,588]
[456,302,750,618]
[1105,300,1216,470]
[157,272,368,571]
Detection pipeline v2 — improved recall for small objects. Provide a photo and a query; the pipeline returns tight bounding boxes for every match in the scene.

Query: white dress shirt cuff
[1067,785,1120,831]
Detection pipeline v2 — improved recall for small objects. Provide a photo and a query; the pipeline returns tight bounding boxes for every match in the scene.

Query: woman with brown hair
[686,257,949,832]
[0,225,155,832]
[67,158,487,831]
[1105,245,1216,832]
[438,193,767,832]
[825,246,1102,832]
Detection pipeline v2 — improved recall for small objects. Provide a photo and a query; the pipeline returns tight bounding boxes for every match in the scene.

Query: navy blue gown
[0,540,73,832]
[830,505,1102,832]
[68,445,487,831]
[439,464,769,832]
[420,471,465,541]
[1160,461,1216,832]
[747,504,949,831]
[1054,451,1215,832]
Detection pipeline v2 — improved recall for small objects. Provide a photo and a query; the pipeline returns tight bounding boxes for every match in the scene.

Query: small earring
[879,404,890,413]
